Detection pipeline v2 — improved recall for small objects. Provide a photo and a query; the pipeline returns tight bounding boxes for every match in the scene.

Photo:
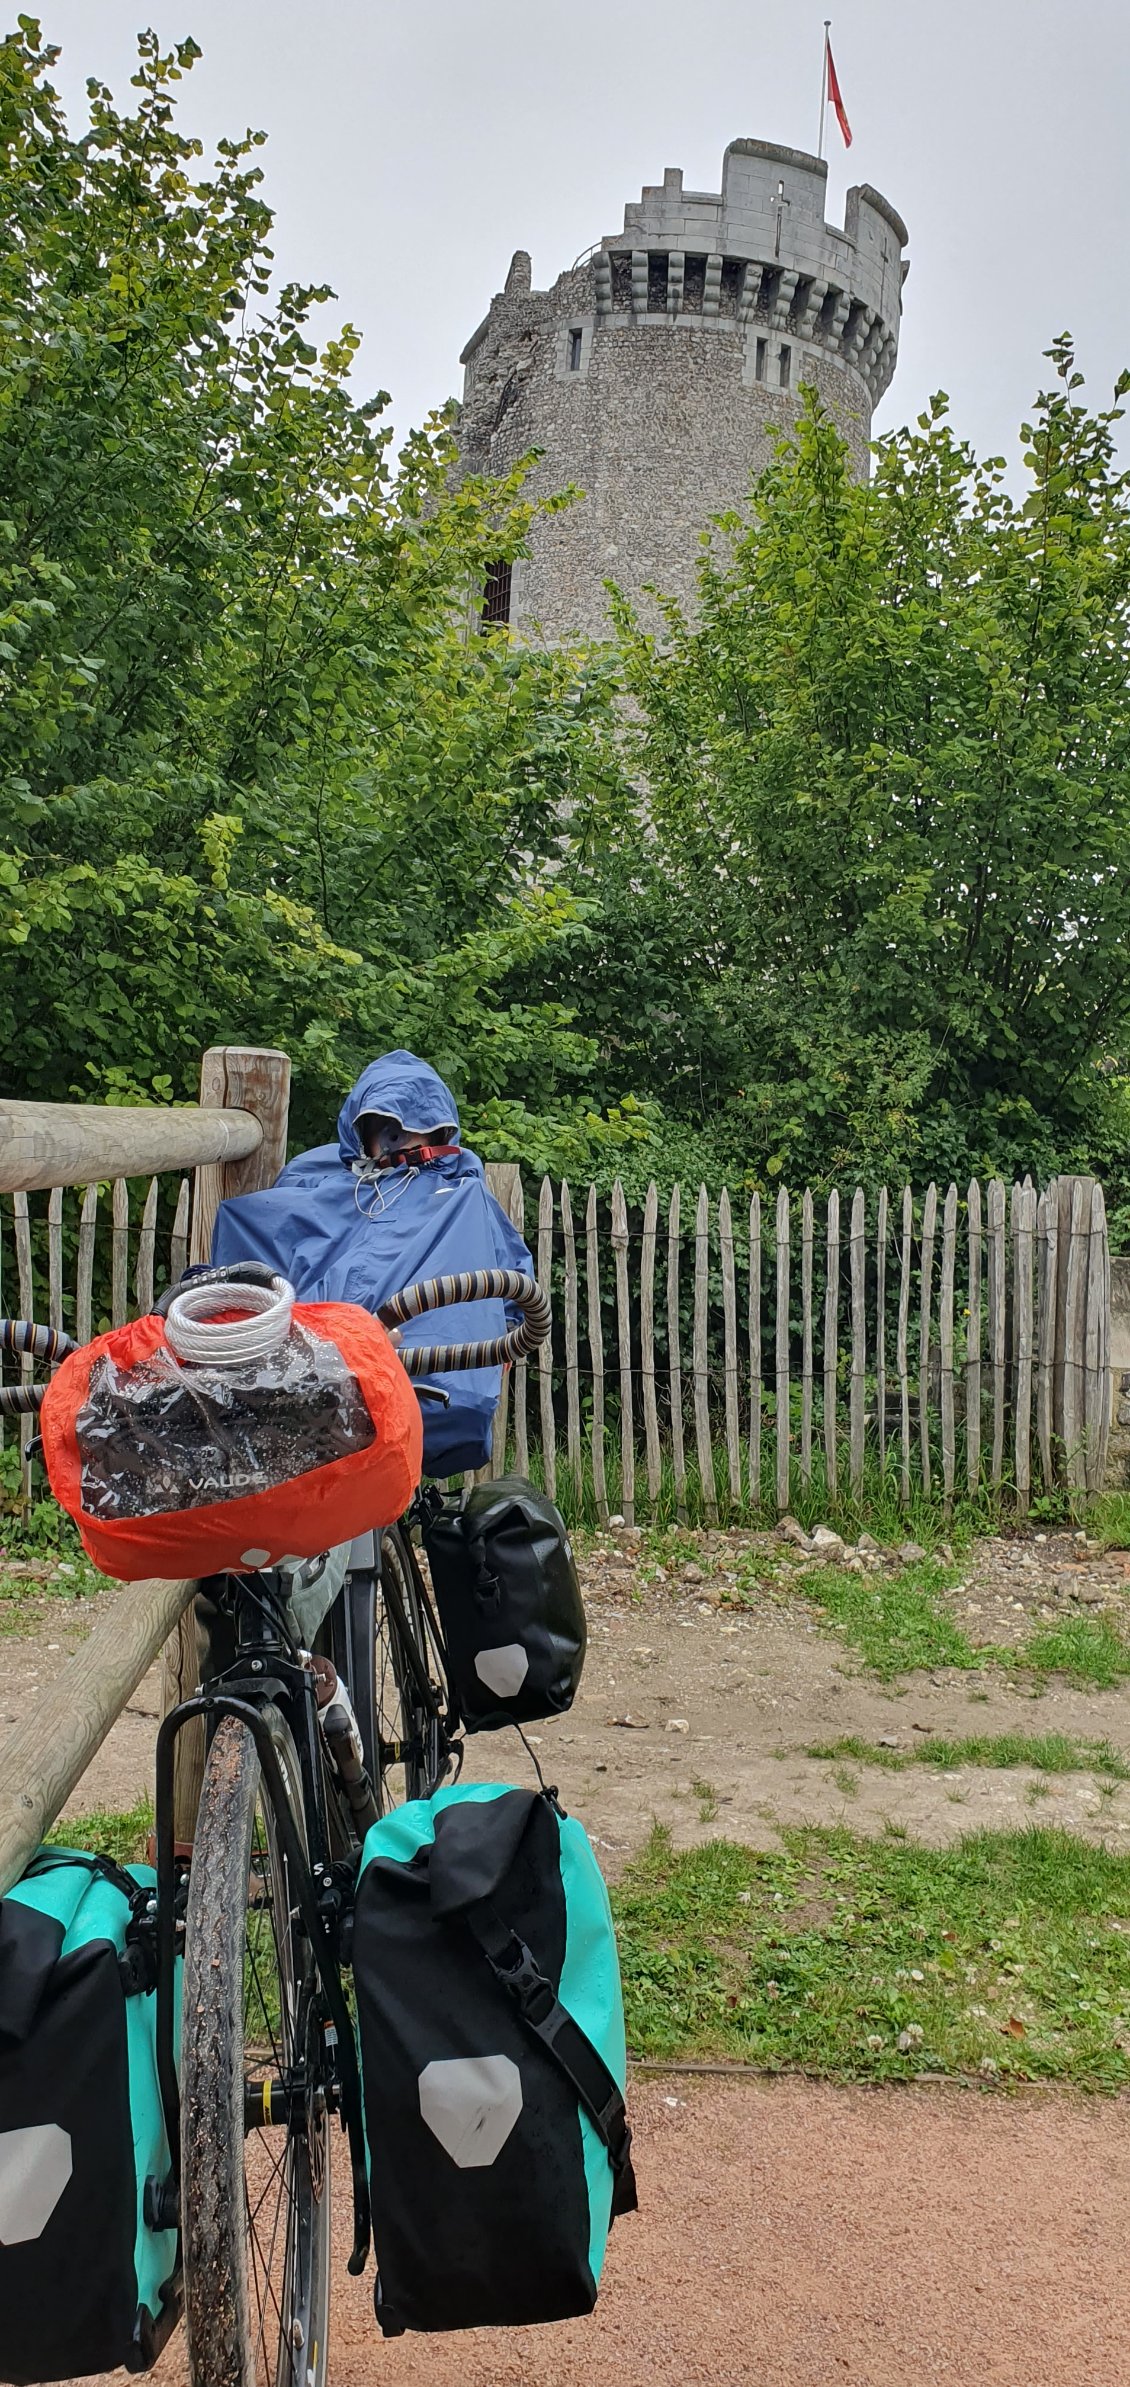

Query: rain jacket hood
[335,1053,460,1165]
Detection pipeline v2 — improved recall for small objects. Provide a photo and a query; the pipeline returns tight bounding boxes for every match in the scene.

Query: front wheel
[181,1710,331,2387]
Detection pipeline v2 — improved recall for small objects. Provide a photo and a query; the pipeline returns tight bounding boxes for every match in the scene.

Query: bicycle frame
[152,1576,373,2277]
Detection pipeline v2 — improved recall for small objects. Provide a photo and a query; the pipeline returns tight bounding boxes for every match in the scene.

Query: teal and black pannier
[0,1850,180,2382]
[353,1782,636,2337]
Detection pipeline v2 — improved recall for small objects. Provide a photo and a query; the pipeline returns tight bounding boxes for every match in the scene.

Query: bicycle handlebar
[377,1269,551,1375]
[0,1266,551,1419]
[0,1319,78,1414]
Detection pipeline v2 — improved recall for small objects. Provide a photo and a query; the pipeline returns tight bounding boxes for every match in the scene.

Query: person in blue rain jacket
[210,1051,534,1479]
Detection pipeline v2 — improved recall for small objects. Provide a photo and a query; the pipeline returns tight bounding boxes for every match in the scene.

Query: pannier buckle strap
[464,1900,639,2218]
[490,1933,558,2028]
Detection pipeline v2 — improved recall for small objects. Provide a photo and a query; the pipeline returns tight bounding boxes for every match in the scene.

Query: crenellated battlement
[587,140,906,404]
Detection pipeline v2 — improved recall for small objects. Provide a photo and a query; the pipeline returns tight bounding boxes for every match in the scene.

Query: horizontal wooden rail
[0,1573,196,1898]
[0,1099,263,1194]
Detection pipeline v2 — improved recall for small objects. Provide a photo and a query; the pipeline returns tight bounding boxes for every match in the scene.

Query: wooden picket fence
[0,1177,192,1485]
[1,1135,1112,1525]
[489,1173,1112,1521]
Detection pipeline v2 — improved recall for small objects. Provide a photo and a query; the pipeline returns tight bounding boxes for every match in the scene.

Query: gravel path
[122,2076,1130,2387]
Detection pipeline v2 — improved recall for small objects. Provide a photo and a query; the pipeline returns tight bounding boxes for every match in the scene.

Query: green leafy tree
[550,347,1130,1206]
[0,21,628,1161]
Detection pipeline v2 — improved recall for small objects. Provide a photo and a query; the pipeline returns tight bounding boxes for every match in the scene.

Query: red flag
[825,37,853,147]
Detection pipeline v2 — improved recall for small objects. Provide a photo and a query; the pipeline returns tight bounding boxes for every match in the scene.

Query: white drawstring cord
[164,1275,296,1367]
[351,1161,420,1219]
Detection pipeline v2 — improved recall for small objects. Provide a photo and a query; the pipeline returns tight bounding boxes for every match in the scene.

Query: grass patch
[804,1732,1130,1779]
[46,1794,153,1865]
[1088,1493,1130,1553]
[767,1555,1130,1690]
[0,1453,104,1614]
[524,1436,1000,1543]
[790,1559,982,1680]
[1019,1617,1130,1689]
[613,1821,1130,2088]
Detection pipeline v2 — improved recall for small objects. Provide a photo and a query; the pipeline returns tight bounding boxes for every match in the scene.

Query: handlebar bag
[353,1782,636,2337]
[0,1850,180,2382]
[40,1302,422,1581]
[422,1477,586,1729]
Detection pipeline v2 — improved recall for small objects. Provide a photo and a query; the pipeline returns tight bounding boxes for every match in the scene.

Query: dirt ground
[14,1521,1130,2385]
[16,1520,1130,1859]
[95,2077,1130,2387]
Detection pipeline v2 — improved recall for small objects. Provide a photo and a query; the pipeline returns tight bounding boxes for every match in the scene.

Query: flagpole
[817,18,830,159]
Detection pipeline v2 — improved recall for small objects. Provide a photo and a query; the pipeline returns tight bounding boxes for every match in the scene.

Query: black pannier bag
[422,1476,586,1729]
[353,1783,636,2337]
[0,1850,180,2382]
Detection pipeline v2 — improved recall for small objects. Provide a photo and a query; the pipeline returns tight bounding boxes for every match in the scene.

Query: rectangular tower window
[681,254,707,312]
[480,559,513,628]
[647,252,669,313]
[567,327,583,371]
[719,258,744,316]
[610,251,633,308]
[778,343,792,389]
[755,336,768,383]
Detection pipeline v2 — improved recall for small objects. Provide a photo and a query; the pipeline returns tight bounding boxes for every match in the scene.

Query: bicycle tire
[181,1709,331,2387]
[379,1524,447,1804]
[332,1527,446,1809]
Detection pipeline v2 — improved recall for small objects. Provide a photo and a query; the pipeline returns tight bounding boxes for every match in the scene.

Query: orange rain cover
[41,1302,423,1582]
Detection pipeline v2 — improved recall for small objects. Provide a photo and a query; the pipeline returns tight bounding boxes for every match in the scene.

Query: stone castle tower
[456,137,908,641]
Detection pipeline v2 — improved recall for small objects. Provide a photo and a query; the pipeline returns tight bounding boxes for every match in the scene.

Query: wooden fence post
[719,1190,741,1508]
[939,1183,958,1514]
[800,1190,815,1489]
[166,1046,292,1846]
[875,1188,888,1477]
[483,1163,522,1480]
[188,1047,292,1266]
[640,1184,662,1507]
[987,1179,1007,1490]
[1014,1179,1035,1517]
[849,1187,867,1497]
[509,1172,529,1478]
[823,1190,840,1504]
[918,1183,937,1497]
[1085,1180,1111,1495]
[668,1185,687,1524]
[748,1193,762,1510]
[612,1180,634,1524]
[776,1188,791,1513]
[586,1186,608,1524]
[1052,1174,1095,1496]
[897,1188,912,1507]
[537,1176,557,1504]
[966,1180,982,1493]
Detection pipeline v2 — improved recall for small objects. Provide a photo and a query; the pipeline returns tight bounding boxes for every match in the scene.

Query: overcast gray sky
[32,1,1130,470]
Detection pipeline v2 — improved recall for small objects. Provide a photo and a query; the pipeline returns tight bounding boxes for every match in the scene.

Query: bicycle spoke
[247,2133,289,2229]
[248,2206,287,2383]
